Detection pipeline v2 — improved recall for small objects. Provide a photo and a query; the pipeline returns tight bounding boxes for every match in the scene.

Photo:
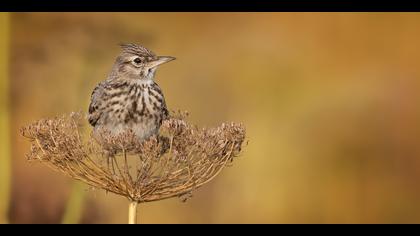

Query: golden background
[2,12,420,223]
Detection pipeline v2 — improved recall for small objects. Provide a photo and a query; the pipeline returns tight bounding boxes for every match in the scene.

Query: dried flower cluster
[20,112,246,203]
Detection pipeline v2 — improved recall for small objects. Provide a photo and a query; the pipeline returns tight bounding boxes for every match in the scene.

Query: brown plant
[20,111,246,223]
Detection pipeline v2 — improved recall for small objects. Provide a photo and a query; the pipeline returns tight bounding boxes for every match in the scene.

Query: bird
[88,43,175,141]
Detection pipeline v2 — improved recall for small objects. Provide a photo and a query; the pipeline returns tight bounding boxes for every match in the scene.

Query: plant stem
[128,201,138,224]
[61,181,85,224]
[0,12,10,224]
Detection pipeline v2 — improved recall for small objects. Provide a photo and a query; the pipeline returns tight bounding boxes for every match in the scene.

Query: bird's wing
[152,82,169,120]
[88,82,106,127]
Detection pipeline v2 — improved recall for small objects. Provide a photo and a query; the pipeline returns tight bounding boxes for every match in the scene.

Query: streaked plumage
[88,43,174,140]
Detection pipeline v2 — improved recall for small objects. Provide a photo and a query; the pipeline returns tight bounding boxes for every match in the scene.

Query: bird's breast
[101,82,167,139]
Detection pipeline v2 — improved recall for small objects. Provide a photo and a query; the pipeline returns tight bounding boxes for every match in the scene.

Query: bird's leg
[105,150,116,176]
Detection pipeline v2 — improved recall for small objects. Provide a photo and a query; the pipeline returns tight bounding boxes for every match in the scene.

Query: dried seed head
[20,111,246,203]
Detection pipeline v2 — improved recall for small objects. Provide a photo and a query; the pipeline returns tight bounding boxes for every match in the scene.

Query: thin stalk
[128,201,138,224]
[61,181,86,224]
[0,12,10,224]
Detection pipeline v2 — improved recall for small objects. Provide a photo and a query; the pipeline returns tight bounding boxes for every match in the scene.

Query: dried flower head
[20,111,246,203]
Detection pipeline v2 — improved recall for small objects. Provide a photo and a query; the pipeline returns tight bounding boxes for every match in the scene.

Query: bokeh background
[1,12,420,223]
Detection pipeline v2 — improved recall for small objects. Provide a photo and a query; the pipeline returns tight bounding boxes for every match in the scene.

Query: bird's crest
[119,43,156,57]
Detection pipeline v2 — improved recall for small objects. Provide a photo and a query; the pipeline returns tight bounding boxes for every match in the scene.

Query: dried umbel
[20,111,246,223]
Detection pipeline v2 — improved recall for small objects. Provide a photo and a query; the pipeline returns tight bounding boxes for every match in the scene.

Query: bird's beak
[148,56,176,68]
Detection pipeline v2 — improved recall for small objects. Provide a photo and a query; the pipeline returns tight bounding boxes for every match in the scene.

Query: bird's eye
[133,57,142,64]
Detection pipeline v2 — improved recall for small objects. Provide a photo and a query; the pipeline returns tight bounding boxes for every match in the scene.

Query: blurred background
[1,12,420,223]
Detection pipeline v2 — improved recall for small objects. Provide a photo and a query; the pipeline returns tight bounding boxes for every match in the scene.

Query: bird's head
[112,43,175,81]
